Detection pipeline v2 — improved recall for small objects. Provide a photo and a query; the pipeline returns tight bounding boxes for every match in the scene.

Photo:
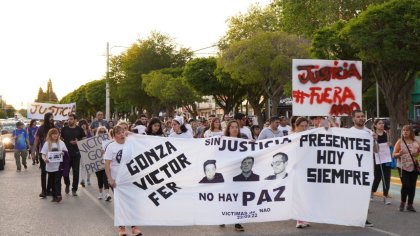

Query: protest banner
[27,102,76,120]
[292,59,362,116]
[77,134,109,176]
[114,128,373,227]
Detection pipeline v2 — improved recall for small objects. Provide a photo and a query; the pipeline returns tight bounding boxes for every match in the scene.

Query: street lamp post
[106,42,110,121]
[105,43,129,121]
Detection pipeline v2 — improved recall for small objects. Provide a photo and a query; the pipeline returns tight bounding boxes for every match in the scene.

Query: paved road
[1,152,420,236]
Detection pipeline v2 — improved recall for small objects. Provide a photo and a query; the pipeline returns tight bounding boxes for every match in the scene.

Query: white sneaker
[97,193,103,199]
[105,193,112,202]
[296,221,305,228]
[385,201,391,205]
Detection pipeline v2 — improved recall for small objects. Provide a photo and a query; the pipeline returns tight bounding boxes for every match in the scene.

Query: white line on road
[368,227,401,236]
[82,187,115,221]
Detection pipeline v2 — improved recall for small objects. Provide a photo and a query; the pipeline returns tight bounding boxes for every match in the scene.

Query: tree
[112,32,193,114]
[344,0,420,142]
[142,68,202,116]
[220,3,281,49]
[273,0,389,38]
[183,57,245,115]
[220,31,310,117]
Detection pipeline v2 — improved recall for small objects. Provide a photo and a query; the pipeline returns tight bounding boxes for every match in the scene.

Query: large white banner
[77,134,109,175]
[115,128,373,227]
[292,59,362,116]
[27,102,76,120]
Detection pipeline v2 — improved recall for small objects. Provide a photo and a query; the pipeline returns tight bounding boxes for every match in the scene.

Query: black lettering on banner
[273,186,285,201]
[132,153,191,191]
[316,150,343,165]
[299,134,370,151]
[148,182,181,206]
[257,190,272,205]
[199,193,214,201]
[242,192,255,206]
[126,141,178,176]
[306,168,370,186]
[356,153,363,167]
[242,187,286,206]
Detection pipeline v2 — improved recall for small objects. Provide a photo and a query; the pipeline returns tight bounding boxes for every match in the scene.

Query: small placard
[47,151,63,163]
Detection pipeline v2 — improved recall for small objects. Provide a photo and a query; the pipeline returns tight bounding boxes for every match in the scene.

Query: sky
[0,0,271,110]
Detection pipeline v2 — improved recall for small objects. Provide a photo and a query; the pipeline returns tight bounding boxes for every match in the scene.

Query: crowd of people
[8,109,419,235]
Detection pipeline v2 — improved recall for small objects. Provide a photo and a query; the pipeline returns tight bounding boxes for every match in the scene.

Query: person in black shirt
[60,114,86,196]
[233,156,259,181]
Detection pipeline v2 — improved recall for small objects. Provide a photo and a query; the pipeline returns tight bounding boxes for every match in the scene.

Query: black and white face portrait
[240,157,254,174]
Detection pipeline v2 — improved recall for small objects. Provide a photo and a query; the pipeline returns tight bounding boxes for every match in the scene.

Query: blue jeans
[14,149,27,170]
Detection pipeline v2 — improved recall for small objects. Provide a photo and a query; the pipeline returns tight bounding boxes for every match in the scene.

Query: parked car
[0,121,16,150]
[0,140,5,170]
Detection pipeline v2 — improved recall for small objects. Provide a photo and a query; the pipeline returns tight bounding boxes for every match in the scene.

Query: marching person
[61,114,86,196]
[12,121,29,172]
[79,119,93,187]
[371,119,392,205]
[40,128,68,203]
[146,118,165,136]
[393,125,420,212]
[104,125,142,236]
[349,109,377,227]
[203,117,224,138]
[257,116,283,140]
[223,119,246,232]
[32,112,56,198]
[27,119,39,165]
[169,116,193,138]
[291,117,311,229]
[95,126,111,201]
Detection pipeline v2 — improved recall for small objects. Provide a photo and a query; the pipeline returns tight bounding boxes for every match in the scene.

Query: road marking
[368,227,401,236]
[82,187,114,221]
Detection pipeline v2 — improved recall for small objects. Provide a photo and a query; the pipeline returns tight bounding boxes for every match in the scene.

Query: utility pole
[106,42,110,121]
[376,81,380,118]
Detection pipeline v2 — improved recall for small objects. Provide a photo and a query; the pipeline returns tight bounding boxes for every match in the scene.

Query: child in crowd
[40,128,68,203]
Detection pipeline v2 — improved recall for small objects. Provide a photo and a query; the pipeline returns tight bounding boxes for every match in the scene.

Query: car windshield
[0,122,16,133]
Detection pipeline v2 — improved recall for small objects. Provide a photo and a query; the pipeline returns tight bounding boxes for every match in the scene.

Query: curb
[390,176,420,188]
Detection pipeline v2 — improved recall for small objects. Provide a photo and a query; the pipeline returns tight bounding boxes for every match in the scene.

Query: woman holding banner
[292,117,311,229]
[104,125,142,236]
[392,125,420,212]
[371,119,392,205]
[222,119,246,232]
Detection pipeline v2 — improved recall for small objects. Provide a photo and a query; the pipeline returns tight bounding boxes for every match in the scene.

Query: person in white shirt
[258,116,283,140]
[278,116,291,136]
[169,116,193,138]
[104,124,142,236]
[234,113,252,139]
[204,117,224,138]
[40,128,68,203]
[348,109,377,227]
